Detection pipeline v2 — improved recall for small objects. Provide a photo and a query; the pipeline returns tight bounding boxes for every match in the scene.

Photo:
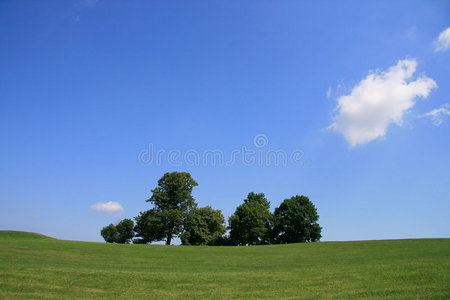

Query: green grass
[0,231,449,299]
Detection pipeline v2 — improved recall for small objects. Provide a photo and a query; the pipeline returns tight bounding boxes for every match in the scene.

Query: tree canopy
[228,192,272,245]
[100,224,117,243]
[272,195,322,243]
[116,219,135,244]
[100,172,322,246]
[100,219,134,244]
[181,206,226,245]
[136,172,198,245]
[134,208,168,244]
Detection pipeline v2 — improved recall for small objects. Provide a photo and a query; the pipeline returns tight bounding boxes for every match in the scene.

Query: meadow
[0,231,448,299]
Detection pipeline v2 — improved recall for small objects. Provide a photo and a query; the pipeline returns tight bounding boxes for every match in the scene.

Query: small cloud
[420,104,450,126]
[329,59,437,147]
[91,201,124,215]
[434,27,450,52]
[326,87,332,98]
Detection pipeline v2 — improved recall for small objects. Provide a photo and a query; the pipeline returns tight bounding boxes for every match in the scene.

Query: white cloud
[420,104,450,126]
[91,201,124,215]
[435,27,450,52]
[329,59,437,147]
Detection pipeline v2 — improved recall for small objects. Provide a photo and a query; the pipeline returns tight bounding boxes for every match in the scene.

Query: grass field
[0,231,449,299]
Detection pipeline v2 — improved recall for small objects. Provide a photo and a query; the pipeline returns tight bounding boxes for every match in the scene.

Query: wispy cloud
[329,59,437,147]
[91,201,124,215]
[83,0,99,8]
[420,104,450,126]
[73,0,99,24]
[326,87,332,98]
[405,26,417,40]
[434,27,450,52]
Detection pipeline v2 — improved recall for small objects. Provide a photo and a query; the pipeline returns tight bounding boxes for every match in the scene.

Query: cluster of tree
[100,218,134,244]
[101,172,322,245]
[220,192,321,245]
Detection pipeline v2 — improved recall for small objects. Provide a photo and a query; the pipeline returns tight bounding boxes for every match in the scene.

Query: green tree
[228,192,272,245]
[135,172,198,245]
[273,195,322,243]
[210,234,234,246]
[116,219,135,244]
[181,206,226,245]
[134,208,167,244]
[100,224,118,243]
[101,219,135,244]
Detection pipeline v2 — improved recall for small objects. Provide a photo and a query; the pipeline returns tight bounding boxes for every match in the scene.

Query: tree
[180,206,226,245]
[228,192,272,245]
[116,219,135,244]
[135,172,198,245]
[134,208,167,244]
[101,219,135,244]
[210,234,234,246]
[101,224,118,243]
[272,195,322,243]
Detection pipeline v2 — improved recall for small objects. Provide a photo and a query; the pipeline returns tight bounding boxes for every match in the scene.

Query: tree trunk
[166,234,172,245]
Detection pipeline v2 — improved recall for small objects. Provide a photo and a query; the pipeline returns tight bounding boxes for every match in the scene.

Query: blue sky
[1,0,449,243]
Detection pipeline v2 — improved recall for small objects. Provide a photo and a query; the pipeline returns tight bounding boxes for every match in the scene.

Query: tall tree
[228,192,272,245]
[135,172,198,245]
[180,206,226,245]
[273,195,322,243]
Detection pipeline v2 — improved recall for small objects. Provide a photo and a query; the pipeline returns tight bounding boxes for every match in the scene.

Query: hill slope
[0,231,449,299]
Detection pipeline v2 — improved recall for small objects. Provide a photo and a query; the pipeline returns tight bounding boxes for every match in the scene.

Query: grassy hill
[0,231,448,299]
